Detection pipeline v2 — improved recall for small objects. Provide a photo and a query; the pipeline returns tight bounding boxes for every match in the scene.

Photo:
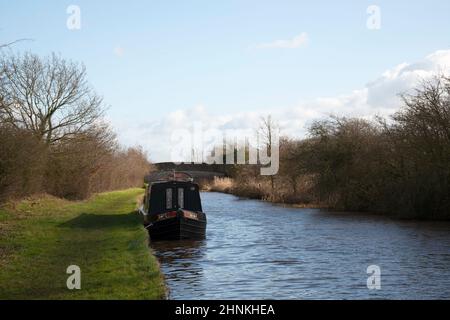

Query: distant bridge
[145,162,227,183]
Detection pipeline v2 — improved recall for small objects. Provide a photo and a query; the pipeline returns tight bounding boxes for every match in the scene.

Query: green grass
[0,189,166,299]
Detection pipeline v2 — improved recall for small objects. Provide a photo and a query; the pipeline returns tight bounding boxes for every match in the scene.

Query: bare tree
[0,38,33,49]
[0,52,104,144]
[257,115,278,190]
[258,115,276,150]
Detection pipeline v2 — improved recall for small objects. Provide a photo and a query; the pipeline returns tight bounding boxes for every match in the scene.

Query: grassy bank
[0,188,165,300]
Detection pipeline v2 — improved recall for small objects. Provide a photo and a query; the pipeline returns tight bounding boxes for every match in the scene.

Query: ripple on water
[151,192,450,300]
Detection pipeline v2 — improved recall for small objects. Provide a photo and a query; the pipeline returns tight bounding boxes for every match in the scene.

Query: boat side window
[166,188,173,209]
[144,185,151,211]
[177,188,184,208]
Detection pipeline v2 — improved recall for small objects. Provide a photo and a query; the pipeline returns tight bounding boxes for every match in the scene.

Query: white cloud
[365,50,450,110]
[255,32,309,49]
[112,106,262,162]
[113,46,125,57]
[112,49,450,162]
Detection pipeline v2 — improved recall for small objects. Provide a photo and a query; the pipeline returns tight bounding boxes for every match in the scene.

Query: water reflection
[150,192,450,300]
[151,240,206,298]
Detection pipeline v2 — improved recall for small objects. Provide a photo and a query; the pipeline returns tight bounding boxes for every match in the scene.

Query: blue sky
[1,1,450,160]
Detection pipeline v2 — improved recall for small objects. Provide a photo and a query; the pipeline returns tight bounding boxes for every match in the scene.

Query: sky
[1,0,450,161]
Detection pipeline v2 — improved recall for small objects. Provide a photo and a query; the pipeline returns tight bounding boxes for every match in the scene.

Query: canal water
[151,192,450,299]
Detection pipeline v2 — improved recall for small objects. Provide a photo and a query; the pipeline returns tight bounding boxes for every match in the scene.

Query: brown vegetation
[0,52,151,202]
[214,76,450,219]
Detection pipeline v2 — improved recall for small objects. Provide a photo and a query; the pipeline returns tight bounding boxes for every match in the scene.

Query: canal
[151,192,450,299]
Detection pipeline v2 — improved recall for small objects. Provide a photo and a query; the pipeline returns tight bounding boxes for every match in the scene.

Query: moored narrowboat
[139,172,206,241]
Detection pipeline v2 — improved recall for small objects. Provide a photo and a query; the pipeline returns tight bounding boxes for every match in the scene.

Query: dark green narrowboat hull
[146,212,206,241]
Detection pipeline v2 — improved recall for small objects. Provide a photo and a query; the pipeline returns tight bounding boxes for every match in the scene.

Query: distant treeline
[0,52,151,201]
[208,76,450,219]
